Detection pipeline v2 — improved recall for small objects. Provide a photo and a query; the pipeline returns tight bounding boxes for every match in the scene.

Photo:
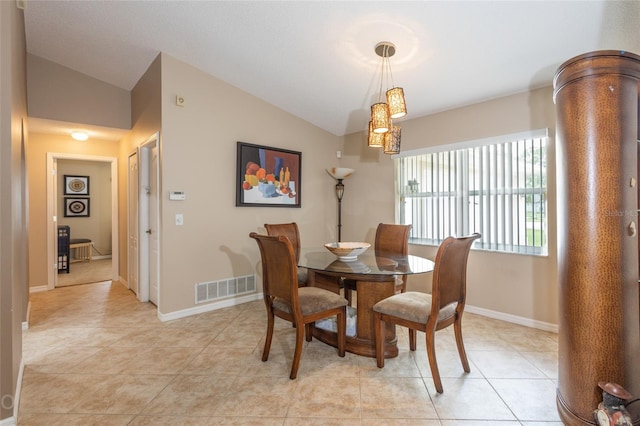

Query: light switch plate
[175,213,184,226]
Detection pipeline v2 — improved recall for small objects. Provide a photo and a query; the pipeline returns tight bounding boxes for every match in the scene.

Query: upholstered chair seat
[273,287,348,316]
[373,292,457,324]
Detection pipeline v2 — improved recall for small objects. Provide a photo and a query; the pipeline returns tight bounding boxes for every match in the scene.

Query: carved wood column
[554,50,640,425]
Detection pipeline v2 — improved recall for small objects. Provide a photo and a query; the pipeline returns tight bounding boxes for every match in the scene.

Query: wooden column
[554,50,640,425]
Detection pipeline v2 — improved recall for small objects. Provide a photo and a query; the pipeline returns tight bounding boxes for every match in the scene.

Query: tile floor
[19,281,563,425]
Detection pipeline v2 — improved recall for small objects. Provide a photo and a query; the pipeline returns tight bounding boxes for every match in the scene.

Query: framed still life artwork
[64,197,90,217]
[64,175,90,195]
[236,142,301,207]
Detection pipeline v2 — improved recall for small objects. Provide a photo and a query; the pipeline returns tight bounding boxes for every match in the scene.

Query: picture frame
[236,142,301,207]
[64,175,90,195]
[64,197,90,217]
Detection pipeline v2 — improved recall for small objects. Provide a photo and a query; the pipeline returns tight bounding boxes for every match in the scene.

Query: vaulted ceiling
[24,1,640,137]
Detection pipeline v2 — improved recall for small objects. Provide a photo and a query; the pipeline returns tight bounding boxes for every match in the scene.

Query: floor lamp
[326,168,355,242]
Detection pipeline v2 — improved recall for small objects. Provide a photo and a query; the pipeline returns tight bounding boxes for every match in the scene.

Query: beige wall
[27,133,119,287]
[0,1,28,421]
[57,160,112,255]
[118,53,162,287]
[153,53,339,314]
[27,53,131,130]
[341,86,558,327]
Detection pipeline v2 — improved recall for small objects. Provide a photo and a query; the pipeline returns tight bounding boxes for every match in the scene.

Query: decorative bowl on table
[324,242,371,261]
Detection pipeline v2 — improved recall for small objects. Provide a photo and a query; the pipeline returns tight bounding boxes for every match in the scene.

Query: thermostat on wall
[169,191,185,200]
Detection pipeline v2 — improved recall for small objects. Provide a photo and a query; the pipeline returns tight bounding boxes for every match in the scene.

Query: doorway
[46,153,118,290]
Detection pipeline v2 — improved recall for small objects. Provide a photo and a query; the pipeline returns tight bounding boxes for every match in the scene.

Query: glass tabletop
[298,248,435,276]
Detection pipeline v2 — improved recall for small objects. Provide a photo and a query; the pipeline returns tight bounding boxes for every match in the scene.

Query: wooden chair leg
[425,328,443,393]
[409,328,417,351]
[305,323,313,342]
[262,311,274,362]
[454,317,470,373]
[374,312,385,368]
[345,288,353,306]
[290,321,305,380]
[337,309,346,357]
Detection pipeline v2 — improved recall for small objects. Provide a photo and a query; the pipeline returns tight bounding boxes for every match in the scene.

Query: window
[396,130,548,255]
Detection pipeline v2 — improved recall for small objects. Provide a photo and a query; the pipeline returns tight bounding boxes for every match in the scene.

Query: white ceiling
[23,1,640,138]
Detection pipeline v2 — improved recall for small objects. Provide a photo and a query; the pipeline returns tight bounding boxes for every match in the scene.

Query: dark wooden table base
[307,271,399,358]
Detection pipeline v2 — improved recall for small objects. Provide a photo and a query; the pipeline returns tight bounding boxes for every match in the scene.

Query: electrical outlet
[175,213,184,226]
[176,95,185,106]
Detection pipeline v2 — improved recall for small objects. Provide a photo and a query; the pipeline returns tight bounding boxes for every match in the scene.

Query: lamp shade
[386,87,407,119]
[367,121,384,147]
[383,125,401,154]
[371,103,390,133]
[326,167,355,180]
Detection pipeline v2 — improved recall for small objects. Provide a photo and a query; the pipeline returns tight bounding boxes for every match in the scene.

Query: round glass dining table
[298,248,435,358]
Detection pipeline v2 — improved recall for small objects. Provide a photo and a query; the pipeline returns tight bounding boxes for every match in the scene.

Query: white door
[128,152,139,295]
[136,134,160,305]
[148,145,159,305]
[52,159,59,287]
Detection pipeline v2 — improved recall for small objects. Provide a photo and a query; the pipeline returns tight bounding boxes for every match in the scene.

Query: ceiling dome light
[71,131,88,141]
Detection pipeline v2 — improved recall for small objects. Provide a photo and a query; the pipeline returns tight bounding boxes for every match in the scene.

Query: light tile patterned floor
[19,281,563,425]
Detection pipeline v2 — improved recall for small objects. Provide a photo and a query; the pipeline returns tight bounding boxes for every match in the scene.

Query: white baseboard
[92,254,112,260]
[466,304,558,333]
[29,285,48,293]
[2,361,25,425]
[158,292,263,322]
[0,416,16,425]
[154,293,556,333]
[22,301,30,330]
[13,360,24,422]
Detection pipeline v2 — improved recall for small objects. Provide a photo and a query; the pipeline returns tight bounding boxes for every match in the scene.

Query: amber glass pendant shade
[368,121,384,147]
[386,87,406,119]
[371,103,390,133]
[383,125,401,154]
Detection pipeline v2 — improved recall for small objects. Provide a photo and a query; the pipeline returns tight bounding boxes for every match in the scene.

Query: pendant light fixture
[383,124,402,154]
[367,121,384,147]
[368,41,406,154]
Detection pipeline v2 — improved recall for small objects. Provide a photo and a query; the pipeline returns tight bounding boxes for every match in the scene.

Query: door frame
[127,150,139,297]
[46,152,119,290]
[131,132,160,304]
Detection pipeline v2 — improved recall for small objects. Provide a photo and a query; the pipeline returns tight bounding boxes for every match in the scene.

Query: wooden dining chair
[264,222,307,285]
[250,232,347,379]
[344,223,412,304]
[373,233,481,393]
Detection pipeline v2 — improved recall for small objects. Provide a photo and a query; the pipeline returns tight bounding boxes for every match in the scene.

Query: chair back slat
[431,233,481,312]
[250,233,299,307]
[375,223,411,256]
[265,222,301,262]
